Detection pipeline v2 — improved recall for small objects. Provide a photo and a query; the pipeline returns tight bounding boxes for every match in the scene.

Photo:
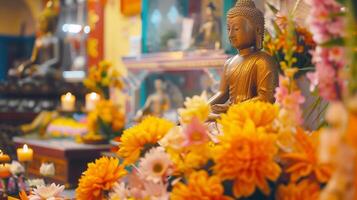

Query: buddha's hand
[211,104,229,113]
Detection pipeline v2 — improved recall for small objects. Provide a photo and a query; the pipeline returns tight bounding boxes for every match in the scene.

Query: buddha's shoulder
[254,51,276,61]
[224,51,277,68]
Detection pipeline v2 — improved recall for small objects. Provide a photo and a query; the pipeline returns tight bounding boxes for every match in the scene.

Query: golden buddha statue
[208,0,278,119]
[8,1,60,79]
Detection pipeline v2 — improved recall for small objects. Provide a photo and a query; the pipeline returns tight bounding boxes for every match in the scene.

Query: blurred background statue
[8,0,60,80]
[134,78,171,122]
[193,2,221,49]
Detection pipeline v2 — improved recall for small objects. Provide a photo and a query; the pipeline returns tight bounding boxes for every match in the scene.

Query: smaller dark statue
[8,1,60,80]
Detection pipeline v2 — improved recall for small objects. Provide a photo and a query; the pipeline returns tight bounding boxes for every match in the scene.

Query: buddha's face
[227,16,256,50]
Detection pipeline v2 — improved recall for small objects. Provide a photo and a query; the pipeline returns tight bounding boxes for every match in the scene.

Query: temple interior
[0,0,356,199]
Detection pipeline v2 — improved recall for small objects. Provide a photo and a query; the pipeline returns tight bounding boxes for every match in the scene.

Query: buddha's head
[227,0,264,50]
[38,1,59,34]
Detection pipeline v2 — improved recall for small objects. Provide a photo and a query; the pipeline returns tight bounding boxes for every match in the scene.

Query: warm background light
[61,92,76,111]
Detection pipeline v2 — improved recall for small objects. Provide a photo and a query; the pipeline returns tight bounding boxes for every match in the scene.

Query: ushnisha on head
[226,0,265,50]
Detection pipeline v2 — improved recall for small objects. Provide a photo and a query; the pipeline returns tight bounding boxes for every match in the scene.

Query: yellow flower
[219,101,279,133]
[83,60,124,94]
[213,120,281,198]
[112,111,125,131]
[76,157,126,200]
[178,93,211,124]
[171,170,232,200]
[280,128,332,183]
[169,144,212,176]
[101,77,110,86]
[97,100,114,123]
[98,60,111,71]
[118,116,174,165]
[159,126,185,150]
[276,180,320,200]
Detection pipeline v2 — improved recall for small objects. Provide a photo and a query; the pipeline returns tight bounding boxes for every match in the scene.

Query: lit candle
[61,92,76,111]
[0,150,10,163]
[85,92,100,111]
[0,164,11,178]
[17,144,33,162]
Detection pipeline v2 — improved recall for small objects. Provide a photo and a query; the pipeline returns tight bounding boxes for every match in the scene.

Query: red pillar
[87,0,105,67]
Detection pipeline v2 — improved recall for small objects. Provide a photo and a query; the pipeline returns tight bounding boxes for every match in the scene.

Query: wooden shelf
[0,112,38,125]
[122,50,230,71]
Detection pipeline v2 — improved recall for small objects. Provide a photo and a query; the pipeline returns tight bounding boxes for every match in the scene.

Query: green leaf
[271,20,282,34]
[266,2,279,14]
[329,12,346,18]
[98,117,113,139]
[335,0,346,5]
[320,37,345,47]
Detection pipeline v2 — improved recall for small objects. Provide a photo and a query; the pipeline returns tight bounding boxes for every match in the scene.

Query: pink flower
[182,117,209,146]
[307,72,319,91]
[143,180,169,200]
[328,47,345,65]
[28,183,65,200]
[126,168,169,200]
[275,76,305,125]
[138,147,173,183]
[327,19,345,36]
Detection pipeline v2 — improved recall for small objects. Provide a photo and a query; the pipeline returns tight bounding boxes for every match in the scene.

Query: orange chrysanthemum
[213,120,281,198]
[171,170,232,200]
[219,101,279,133]
[118,116,174,164]
[276,180,320,200]
[280,128,332,183]
[345,113,357,148]
[76,157,126,200]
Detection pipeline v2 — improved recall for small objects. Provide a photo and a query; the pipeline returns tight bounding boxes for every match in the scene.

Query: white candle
[17,144,33,162]
[61,92,76,111]
[85,92,100,111]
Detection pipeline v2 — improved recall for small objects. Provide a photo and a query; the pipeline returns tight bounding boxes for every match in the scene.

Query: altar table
[13,136,111,188]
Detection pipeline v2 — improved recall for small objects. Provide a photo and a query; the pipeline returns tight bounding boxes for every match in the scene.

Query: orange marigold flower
[345,113,357,148]
[213,120,281,198]
[280,128,332,183]
[118,116,174,164]
[276,179,320,200]
[219,101,279,133]
[76,157,126,200]
[171,170,232,200]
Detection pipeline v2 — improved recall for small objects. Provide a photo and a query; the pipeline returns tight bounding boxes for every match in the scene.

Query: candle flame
[23,144,28,151]
[0,150,2,155]
[89,92,100,100]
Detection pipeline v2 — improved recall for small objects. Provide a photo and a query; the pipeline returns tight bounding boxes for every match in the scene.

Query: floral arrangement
[305,0,346,101]
[27,183,65,200]
[305,0,357,198]
[264,3,316,78]
[83,60,124,99]
[72,1,357,199]
[75,93,332,199]
[82,99,125,143]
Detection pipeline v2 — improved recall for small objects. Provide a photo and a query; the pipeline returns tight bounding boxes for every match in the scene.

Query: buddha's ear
[255,26,263,50]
